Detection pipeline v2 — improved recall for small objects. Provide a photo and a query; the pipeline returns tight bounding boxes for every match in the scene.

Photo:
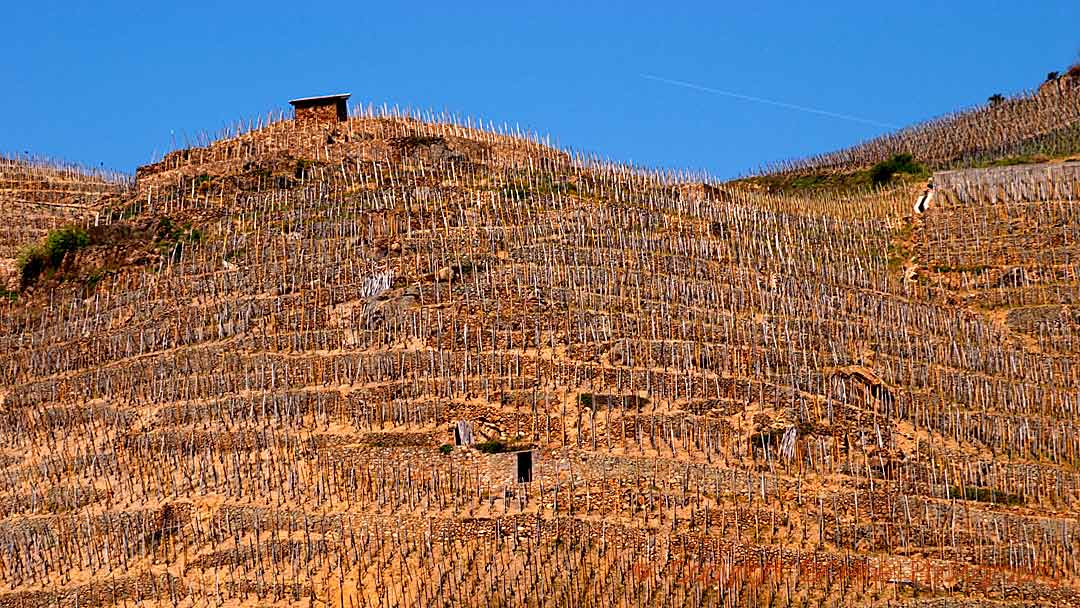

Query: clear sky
[2,1,1077,178]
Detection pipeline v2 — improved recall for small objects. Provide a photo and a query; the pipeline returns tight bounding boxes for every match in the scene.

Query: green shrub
[870,153,927,186]
[16,248,46,287]
[16,226,90,287]
[474,439,510,454]
[869,163,894,186]
[43,226,89,266]
[439,444,454,455]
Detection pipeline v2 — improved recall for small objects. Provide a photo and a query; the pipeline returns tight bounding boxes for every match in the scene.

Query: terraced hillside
[767,74,1080,175]
[914,161,1080,368]
[0,108,1078,607]
[0,156,129,287]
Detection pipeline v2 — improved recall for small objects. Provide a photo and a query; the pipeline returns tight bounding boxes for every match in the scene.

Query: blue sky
[2,1,1077,178]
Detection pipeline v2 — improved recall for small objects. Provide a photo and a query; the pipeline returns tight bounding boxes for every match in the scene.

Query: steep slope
[0,108,1078,607]
[914,161,1080,354]
[0,156,129,289]
[765,76,1080,176]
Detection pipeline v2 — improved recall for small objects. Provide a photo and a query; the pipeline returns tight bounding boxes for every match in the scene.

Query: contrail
[640,73,901,130]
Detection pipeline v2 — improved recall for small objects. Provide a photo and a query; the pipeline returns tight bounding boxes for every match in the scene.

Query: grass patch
[497,175,578,200]
[887,223,914,272]
[734,158,928,195]
[886,243,910,272]
[969,153,1053,168]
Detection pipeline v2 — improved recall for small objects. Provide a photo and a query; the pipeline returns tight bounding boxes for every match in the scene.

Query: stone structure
[289,93,350,123]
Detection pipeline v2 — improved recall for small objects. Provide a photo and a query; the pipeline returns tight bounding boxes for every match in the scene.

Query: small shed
[289,93,350,123]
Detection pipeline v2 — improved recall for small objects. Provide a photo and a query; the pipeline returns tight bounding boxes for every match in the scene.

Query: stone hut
[289,93,350,123]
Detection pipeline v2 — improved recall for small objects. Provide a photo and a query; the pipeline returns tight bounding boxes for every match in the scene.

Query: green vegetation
[194,173,214,193]
[968,153,1067,169]
[734,155,928,195]
[745,134,1077,196]
[156,217,205,263]
[474,439,510,453]
[886,225,914,273]
[16,226,90,287]
[84,269,108,290]
[111,200,142,221]
[987,154,1051,167]
[958,121,1080,169]
[158,217,204,244]
[869,153,928,186]
[578,393,594,408]
[243,161,273,180]
[0,287,17,302]
[12,217,206,293]
[439,444,454,455]
[474,439,529,454]
[497,173,578,200]
[931,263,991,274]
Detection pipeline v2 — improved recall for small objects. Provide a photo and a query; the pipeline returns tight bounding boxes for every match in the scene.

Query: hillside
[0,100,1078,607]
[751,67,1080,191]
[0,156,129,291]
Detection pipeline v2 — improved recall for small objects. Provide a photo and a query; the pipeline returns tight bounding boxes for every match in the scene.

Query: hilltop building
[289,93,350,123]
